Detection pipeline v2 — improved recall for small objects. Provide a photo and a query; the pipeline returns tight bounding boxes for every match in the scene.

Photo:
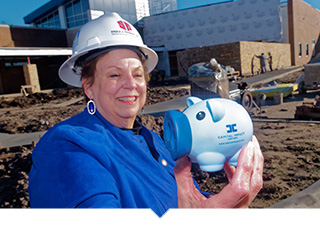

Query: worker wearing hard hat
[28,12,263,216]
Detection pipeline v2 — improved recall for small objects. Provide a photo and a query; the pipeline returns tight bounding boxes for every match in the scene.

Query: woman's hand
[173,135,264,208]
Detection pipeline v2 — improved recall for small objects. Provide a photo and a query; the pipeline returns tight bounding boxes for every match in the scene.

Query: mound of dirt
[0,147,32,208]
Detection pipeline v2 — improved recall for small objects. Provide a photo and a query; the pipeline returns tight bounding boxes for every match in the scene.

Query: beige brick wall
[177,43,241,78]
[0,25,14,47]
[23,64,41,92]
[240,41,291,76]
[177,41,291,77]
[288,0,320,66]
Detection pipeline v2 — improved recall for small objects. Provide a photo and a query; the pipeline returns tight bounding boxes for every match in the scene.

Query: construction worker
[268,52,273,71]
[255,53,268,74]
[28,12,263,216]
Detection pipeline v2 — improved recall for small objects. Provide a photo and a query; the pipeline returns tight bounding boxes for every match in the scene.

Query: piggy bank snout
[164,110,192,160]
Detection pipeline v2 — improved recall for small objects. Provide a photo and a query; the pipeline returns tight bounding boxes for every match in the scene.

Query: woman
[29,13,264,216]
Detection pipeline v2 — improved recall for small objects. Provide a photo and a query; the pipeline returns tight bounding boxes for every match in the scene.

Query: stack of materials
[188,58,229,99]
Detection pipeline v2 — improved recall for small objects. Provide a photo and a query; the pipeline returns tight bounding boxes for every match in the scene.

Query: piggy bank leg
[196,152,225,172]
[227,149,241,167]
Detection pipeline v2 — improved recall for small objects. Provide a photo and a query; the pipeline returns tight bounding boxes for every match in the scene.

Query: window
[65,0,88,28]
[35,10,60,28]
[5,61,28,67]
[298,43,302,57]
[306,43,309,57]
[312,39,316,57]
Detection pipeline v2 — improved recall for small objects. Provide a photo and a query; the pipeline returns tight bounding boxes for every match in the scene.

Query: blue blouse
[29,108,185,216]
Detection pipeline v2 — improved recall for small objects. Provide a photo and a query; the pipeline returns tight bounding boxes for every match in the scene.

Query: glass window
[35,10,60,28]
[73,0,82,15]
[65,2,74,27]
[66,3,73,15]
[65,0,88,28]
[33,0,88,29]
[312,39,316,57]
[298,43,302,57]
[306,43,309,57]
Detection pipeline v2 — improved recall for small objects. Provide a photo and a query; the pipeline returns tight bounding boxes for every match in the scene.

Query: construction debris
[295,95,320,120]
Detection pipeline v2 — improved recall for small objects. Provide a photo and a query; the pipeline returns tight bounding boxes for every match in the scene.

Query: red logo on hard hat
[117,21,132,31]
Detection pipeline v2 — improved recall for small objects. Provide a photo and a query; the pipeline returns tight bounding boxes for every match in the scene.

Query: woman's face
[82,49,147,128]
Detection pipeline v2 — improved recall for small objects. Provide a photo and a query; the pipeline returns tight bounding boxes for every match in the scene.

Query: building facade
[143,0,282,51]
[24,0,145,29]
[141,0,320,76]
[287,0,320,66]
[1,0,319,94]
[148,0,177,15]
[142,0,283,76]
[21,0,320,69]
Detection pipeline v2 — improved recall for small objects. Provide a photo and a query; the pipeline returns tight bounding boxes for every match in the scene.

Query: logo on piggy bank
[164,97,253,172]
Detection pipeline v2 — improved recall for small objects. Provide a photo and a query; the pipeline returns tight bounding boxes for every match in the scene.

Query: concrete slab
[270,179,320,208]
[229,66,303,91]
[0,131,46,149]
[0,89,54,99]
[140,95,190,117]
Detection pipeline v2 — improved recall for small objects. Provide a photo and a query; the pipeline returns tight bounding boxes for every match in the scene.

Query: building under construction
[0,0,319,94]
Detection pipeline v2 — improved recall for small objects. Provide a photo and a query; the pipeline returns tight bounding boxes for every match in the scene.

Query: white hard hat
[59,12,158,87]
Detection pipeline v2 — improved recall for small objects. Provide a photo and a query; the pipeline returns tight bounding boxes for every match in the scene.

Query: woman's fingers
[211,141,256,207]
[223,162,235,182]
[248,136,264,203]
[174,156,206,208]
[205,136,264,208]
[174,135,264,209]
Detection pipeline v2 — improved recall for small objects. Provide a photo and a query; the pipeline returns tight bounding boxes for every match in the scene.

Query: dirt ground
[1,69,320,208]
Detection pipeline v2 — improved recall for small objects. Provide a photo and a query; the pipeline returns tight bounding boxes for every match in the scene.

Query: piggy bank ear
[187,96,202,107]
[164,110,192,160]
[206,99,226,122]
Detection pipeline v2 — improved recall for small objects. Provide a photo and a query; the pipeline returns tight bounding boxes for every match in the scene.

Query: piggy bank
[163,97,253,172]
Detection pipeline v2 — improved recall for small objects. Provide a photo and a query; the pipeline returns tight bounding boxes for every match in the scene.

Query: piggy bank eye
[196,111,206,120]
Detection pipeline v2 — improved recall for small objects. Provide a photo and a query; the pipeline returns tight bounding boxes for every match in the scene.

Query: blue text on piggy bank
[164,97,253,172]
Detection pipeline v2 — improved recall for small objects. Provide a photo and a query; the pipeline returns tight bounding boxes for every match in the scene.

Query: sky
[0,0,49,26]
[0,0,320,26]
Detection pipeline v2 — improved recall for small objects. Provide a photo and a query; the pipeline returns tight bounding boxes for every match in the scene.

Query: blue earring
[87,99,96,115]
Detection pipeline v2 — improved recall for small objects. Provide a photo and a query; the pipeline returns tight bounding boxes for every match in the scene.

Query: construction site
[1,0,320,211]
